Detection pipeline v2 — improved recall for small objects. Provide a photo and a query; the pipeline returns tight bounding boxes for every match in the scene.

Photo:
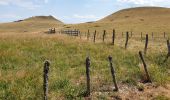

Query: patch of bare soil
[89,83,170,100]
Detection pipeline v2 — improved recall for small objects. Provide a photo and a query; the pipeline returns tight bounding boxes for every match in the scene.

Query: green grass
[0,34,169,99]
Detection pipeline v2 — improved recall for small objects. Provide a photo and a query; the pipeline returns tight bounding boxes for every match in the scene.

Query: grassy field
[0,32,169,100]
[0,7,170,100]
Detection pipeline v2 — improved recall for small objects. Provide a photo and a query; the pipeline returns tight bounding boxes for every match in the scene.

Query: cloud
[0,0,46,9]
[0,1,9,5]
[117,0,170,6]
[0,14,20,19]
[44,0,48,3]
[73,14,101,19]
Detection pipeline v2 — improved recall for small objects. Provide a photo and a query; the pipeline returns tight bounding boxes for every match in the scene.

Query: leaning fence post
[43,61,50,100]
[125,32,129,49]
[108,56,118,91]
[139,51,151,83]
[164,40,170,62]
[112,29,115,45]
[85,57,91,97]
[103,30,106,42]
[93,30,96,43]
[144,34,148,54]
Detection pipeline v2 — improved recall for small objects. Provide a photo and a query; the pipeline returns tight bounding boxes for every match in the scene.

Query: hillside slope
[0,16,63,33]
[99,7,170,23]
[69,7,170,34]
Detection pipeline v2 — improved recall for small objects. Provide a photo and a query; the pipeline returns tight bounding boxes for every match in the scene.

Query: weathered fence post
[112,29,115,45]
[43,61,50,100]
[54,28,56,33]
[144,34,148,54]
[85,57,91,97]
[125,32,129,49]
[164,40,170,62]
[139,51,152,83]
[103,30,106,42]
[164,32,166,38]
[87,29,90,40]
[93,30,96,43]
[108,56,118,91]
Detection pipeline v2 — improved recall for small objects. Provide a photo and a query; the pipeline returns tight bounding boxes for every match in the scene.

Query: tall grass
[0,33,169,99]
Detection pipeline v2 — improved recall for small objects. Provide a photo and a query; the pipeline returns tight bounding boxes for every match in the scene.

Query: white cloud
[73,14,101,19]
[0,1,9,5]
[117,0,170,6]
[0,0,46,9]
[44,0,48,3]
[0,14,20,19]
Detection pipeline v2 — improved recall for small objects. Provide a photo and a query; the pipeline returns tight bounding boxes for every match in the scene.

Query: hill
[99,7,170,23]
[68,7,170,35]
[0,15,63,33]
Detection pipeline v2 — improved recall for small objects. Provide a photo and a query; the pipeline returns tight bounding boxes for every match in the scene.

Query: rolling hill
[0,15,63,33]
[68,7,170,35]
[1,7,170,35]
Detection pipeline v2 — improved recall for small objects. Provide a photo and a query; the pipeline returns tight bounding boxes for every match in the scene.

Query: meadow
[0,31,169,99]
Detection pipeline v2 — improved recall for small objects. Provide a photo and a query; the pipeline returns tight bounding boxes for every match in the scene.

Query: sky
[0,0,170,24]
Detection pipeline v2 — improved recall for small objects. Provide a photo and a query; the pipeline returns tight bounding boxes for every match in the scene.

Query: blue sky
[0,0,170,23]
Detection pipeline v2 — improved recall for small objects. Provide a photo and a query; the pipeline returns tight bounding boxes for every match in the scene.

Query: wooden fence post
[164,32,166,38]
[144,34,148,54]
[93,30,96,43]
[43,61,50,100]
[54,28,56,33]
[85,57,91,97]
[112,29,115,45]
[164,40,170,62]
[125,32,129,49]
[139,51,152,83]
[108,56,118,91]
[103,30,106,42]
[87,29,90,40]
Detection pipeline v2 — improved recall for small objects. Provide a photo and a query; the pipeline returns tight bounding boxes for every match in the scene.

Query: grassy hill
[67,7,170,35]
[0,15,63,33]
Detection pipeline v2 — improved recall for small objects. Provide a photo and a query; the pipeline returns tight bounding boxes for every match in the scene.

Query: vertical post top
[86,56,90,62]
[108,55,112,62]
[44,60,50,66]
[86,57,90,66]
[126,32,129,36]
